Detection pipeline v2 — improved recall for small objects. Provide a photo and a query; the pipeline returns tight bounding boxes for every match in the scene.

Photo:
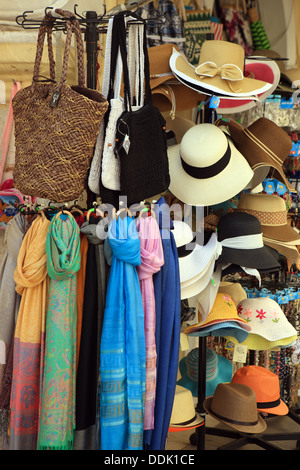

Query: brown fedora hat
[148,43,177,89]
[216,117,295,193]
[203,382,267,434]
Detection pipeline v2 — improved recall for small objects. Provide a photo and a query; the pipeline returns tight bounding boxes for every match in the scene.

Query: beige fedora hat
[169,40,273,97]
[164,116,196,144]
[167,123,254,207]
[169,385,204,431]
[236,193,300,259]
[203,382,267,434]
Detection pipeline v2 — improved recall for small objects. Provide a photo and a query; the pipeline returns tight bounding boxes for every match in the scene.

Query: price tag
[180,332,190,351]
[123,134,131,154]
[232,343,248,363]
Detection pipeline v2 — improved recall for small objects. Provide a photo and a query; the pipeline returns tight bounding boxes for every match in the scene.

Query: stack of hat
[184,293,251,344]
[203,382,267,434]
[167,122,254,207]
[169,40,273,99]
[168,385,204,432]
[225,297,298,350]
[148,43,205,118]
[177,347,233,398]
[216,116,295,194]
[231,365,289,416]
[236,193,300,262]
[171,220,218,299]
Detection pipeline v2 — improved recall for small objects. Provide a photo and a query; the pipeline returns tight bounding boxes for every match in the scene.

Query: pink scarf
[136,215,164,430]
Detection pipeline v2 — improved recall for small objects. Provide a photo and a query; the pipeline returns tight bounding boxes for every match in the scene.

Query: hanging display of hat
[226,297,298,351]
[167,123,254,207]
[236,193,300,261]
[215,117,295,193]
[231,365,289,416]
[148,43,205,115]
[171,220,218,299]
[203,382,267,434]
[168,385,204,432]
[177,347,233,398]
[184,293,251,344]
[169,40,273,98]
[217,57,280,114]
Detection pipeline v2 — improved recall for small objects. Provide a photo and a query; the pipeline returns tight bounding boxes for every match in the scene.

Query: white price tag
[232,343,248,363]
[123,134,131,154]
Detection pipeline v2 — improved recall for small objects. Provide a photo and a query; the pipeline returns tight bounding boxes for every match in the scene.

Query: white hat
[167,123,254,206]
[169,385,204,430]
[228,297,298,350]
[172,220,218,299]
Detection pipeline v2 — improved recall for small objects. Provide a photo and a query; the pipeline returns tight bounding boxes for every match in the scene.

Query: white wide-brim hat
[172,220,218,284]
[167,123,254,206]
[169,42,273,98]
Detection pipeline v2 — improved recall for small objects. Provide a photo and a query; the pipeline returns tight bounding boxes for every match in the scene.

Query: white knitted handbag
[101,20,145,191]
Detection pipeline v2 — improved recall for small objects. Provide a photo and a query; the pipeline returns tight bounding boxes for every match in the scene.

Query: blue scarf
[144,197,181,450]
[99,215,146,450]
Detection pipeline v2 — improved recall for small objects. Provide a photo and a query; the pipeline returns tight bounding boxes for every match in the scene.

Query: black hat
[215,212,281,270]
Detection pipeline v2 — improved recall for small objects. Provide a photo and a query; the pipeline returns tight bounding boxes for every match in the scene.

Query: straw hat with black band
[215,116,295,193]
[203,382,267,434]
[167,123,254,207]
[169,385,204,432]
[169,40,273,97]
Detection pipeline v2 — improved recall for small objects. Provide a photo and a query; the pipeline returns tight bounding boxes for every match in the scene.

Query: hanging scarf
[76,233,88,369]
[143,197,181,450]
[37,213,81,450]
[100,215,146,450]
[74,219,107,449]
[9,212,50,450]
[136,215,164,431]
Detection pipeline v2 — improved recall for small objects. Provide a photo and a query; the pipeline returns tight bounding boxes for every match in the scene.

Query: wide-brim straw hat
[231,366,289,416]
[185,293,251,334]
[203,382,267,434]
[167,123,254,207]
[218,281,247,306]
[217,58,280,114]
[237,193,300,245]
[231,297,298,349]
[215,211,281,270]
[169,385,204,431]
[152,82,205,113]
[216,117,295,193]
[177,347,233,398]
[169,40,273,97]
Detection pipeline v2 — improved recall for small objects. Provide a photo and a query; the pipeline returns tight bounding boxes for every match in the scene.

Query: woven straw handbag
[12,9,109,203]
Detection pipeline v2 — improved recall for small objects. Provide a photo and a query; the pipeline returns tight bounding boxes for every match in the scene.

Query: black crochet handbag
[114,13,170,206]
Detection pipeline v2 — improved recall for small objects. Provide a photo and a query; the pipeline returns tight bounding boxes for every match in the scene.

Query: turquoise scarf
[37,213,81,450]
[100,215,146,450]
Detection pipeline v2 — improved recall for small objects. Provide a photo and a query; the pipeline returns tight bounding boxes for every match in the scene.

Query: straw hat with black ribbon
[236,193,300,261]
[167,123,254,207]
[231,365,289,416]
[169,385,204,432]
[203,382,267,434]
[169,40,273,98]
[215,117,295,193]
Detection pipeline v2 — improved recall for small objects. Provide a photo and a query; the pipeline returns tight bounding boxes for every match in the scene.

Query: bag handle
[32,9,85,91]
[0,81,21,185]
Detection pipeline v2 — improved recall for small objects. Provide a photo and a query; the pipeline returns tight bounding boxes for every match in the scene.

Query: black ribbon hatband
[180,142,231,179]
[257,398,281,409]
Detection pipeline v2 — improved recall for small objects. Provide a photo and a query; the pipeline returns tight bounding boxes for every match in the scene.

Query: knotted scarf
[136,215,164,431]
[37,213,81,450]
[143,197,181,450]
[100,215,146,450]
[9,212,50,450]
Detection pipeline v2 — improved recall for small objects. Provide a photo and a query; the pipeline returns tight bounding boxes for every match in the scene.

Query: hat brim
[178,232,218,283]
[170,50,273,97]
[262,223,300,245]
[258,399,289,416]
[222,119,296,193]
[218,59,280,114]
[169,414,204,431]
[168,136,254,207]
[203,396,267,434]
[226,333,297,351]
[264,240,299,261]
[178,354,233,398]
[152,82,205,112]
[185,321,250,344]
[215,245,281,270]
